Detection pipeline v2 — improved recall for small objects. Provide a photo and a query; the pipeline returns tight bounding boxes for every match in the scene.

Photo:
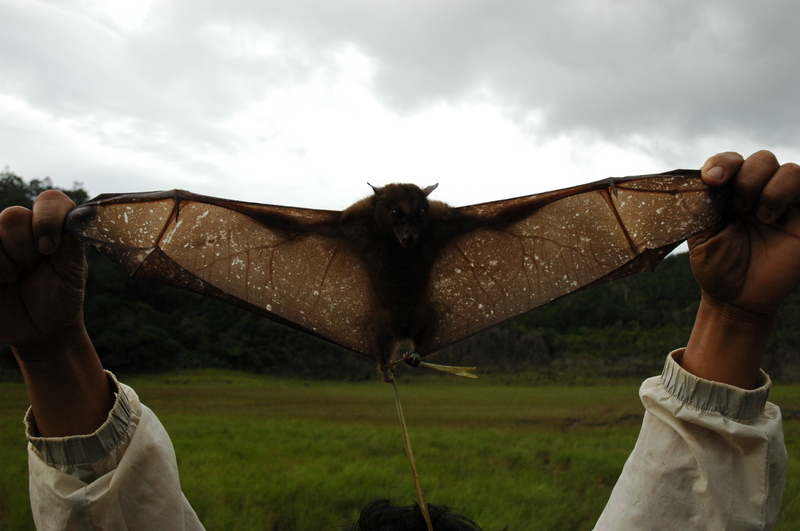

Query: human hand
[1,191,114,436]
[690,150,800,319]
[682,151,800,388]
[0,190,87,353]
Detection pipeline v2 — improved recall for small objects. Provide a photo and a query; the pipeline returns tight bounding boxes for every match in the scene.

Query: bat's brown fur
[339,184,459,375]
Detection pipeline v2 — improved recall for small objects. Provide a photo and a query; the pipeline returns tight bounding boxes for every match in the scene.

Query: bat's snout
[396,228,420,248]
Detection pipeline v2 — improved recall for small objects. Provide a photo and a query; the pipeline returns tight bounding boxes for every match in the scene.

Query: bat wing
[65,190,376,358]
[422,170,727,354]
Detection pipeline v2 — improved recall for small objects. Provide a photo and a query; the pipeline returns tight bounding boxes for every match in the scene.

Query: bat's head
[369,183,438,249]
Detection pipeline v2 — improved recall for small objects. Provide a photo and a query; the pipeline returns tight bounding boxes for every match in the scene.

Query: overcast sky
[1,0,798,209]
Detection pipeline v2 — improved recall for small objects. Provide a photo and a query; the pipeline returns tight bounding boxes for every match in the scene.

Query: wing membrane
[66,190,374,357]
[424,172,725,353]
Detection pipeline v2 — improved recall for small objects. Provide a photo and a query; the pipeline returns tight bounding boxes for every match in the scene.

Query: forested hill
[2,171,799,381]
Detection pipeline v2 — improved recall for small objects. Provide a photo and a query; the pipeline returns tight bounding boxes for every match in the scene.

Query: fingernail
[37,235,54,254]
[706,166,724,182]
[756,205,772,223]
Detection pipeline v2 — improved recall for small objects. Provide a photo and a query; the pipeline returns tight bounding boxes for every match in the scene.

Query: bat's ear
[367,183,382,195]
[422,183,438,196]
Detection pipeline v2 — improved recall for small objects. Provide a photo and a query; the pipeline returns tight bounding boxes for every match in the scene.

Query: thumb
[31,191,76,255]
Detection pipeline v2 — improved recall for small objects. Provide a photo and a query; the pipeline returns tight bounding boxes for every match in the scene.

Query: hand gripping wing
[64,170,727,363]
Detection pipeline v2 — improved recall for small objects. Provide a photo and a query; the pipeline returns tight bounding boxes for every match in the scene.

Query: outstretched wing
[65,190,376,358]
[66,172,727,363]
[421,170,727,354]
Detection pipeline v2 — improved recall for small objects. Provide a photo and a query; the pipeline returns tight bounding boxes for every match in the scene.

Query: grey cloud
[181,0,799,146]
[1,0,337,171]
[3,0,798,169]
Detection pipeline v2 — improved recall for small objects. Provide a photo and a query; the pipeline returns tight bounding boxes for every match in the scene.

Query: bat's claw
[402,353,423,368]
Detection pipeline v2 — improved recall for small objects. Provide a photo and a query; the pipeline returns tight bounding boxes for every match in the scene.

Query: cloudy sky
[1,0,798,209]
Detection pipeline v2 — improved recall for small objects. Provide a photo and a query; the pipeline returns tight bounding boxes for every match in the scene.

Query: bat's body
[65,170,728,376]
[335,184,442,368]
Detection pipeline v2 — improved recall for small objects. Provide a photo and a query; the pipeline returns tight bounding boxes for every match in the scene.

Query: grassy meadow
[2,371,800,530]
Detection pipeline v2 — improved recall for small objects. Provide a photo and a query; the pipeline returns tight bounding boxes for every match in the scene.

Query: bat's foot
[378,364,396,382]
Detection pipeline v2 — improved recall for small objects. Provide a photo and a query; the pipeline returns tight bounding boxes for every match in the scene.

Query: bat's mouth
[396,231,419,248]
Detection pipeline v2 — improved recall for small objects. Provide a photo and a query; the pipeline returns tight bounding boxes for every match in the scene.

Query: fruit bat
[64,170,726,378]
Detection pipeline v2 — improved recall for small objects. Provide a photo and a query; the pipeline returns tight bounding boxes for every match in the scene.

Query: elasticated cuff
[25,371,133,467]
[661,349,771,421]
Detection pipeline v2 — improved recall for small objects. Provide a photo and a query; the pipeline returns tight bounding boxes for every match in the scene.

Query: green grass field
[2,371,800,530]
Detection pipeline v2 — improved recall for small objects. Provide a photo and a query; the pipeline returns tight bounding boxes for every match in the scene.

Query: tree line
[2,170,799,381]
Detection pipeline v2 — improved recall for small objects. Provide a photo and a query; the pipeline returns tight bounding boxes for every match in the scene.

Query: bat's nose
[397,228,419,248]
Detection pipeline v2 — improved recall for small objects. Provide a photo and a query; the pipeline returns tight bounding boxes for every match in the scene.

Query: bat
[64,170,727,379]
[64,169,728,529]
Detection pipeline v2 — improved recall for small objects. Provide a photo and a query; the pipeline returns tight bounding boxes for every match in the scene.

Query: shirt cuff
[25,371,133,468]
[661,348,771,421]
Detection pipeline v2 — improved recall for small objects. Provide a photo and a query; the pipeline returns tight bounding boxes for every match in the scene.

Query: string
[402,353,478,379]
[390,375,434,531]
[417,360,477,378]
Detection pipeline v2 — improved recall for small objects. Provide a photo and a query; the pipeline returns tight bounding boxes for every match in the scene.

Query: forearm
[27,379,206,530]
[681,293,775,389]
[594,353,786,530]
[13,322,114,437]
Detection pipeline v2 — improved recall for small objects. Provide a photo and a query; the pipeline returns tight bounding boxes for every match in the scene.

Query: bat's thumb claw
[402,353,423,368]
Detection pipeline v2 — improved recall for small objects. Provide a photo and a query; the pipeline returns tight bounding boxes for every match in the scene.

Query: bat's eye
[419,207,427,216]
[391,208,403,220]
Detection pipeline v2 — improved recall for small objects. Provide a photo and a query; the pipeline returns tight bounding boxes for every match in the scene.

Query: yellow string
[402,353,478,379]
[418,361,478,378]
[390,375,434,531]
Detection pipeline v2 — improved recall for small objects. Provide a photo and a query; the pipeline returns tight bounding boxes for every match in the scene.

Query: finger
[752,162,800,224]
[701,152,745,186]
[0,206,40,278]
[730,150,780,213]
[31,191,76,255]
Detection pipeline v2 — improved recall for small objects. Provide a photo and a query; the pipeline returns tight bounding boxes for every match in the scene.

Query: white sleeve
[594,349,787,531]
[26,372,204,531]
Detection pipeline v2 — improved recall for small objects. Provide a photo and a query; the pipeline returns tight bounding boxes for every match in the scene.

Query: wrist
[13,322,114,437]
[681,293,775,389]
[11,319,88,365]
